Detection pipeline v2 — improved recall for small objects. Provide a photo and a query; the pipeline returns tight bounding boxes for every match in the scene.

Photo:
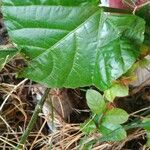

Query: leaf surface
[142,118,150,132]
[0,48,18,70]
[80,119,96,135]
[102,108,129,124]
[136,4,150,46]
[2,0,145,90]
[86,89,106,114]
[99,123,127,141]
[104,83,129,102]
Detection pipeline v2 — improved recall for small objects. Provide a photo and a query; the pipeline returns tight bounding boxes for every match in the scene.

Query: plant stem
[102,6,132,14]
[16,88,50,150]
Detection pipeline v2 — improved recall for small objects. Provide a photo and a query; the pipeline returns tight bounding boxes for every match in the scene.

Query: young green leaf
[0,48,18,71]
[142,118,150,132]
[146,132,150,147]
[80,119,96,135]
[86,89,106,114]
[142,118,150,147]
[79,136,94,150]
[99,123,127,141]
[102,108,129,125]
[104,83,129,102]
[2,0,145,90]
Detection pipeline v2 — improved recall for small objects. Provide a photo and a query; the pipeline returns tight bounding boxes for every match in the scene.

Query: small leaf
[99,123,127,141]
[79,136,94,150]
[102,108,129,125]
[80,119,96,135]
[0,48,18,71]
[142,118,150,132]
[146,132,150,147]
[86,89,106,114]
[104,83,129,102]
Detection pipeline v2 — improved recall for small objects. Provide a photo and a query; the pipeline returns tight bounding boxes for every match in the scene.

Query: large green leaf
[2,0,98,6]
[2,0,145,90]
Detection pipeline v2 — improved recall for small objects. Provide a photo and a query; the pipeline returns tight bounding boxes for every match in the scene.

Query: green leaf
[79,136,94,150]
[99,123,127,141]
[102,108,129,125]
[136,4,150,27]
[2,0,98,6]
[86,89,105,114]
[142,118,150,132]
[2,0,145,90]
[104,83,129,102]
[146,132,150,147]
[80,119,96,135]
[0,48,18,71]
[136,4,150,46]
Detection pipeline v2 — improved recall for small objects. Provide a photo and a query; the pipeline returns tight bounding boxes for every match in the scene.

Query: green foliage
[0,48,18,70]
[99,123,127,141]
[98,108,128,141]
[82,89,129,143]
[80,118,96,135]
[86,89,105,114]
[79,136,94,150]
[104,83,129,102]
[146,132,150,147]
[2,0,98,6]
[2,0,145,90]
[142,118,150,132]
[142,118,150,147]
[136,3,150,46]
[102,108,129,125]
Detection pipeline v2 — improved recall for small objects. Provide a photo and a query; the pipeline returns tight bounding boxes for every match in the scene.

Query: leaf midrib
[29,10,100,62]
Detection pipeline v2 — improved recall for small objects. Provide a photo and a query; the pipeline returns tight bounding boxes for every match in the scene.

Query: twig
[16,88,50,150]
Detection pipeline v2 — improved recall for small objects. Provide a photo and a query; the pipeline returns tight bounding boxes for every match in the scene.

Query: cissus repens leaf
[102,108,129,125]
[99,123,127,141]
[2,0,145,90]
[86,89,106,114]
[104,83,129,102]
